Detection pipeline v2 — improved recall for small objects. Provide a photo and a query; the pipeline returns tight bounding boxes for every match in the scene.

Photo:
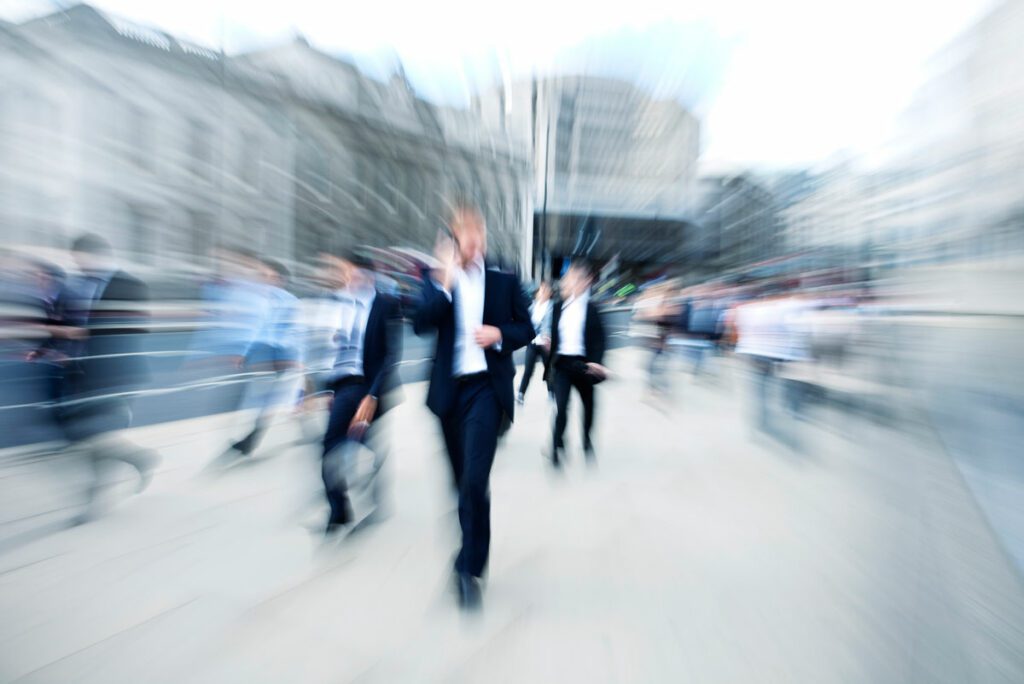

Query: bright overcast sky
[1,0,996,168]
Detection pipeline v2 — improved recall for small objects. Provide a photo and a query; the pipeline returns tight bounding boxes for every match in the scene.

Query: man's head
[261,258,289,288]
[537,281,552,302]
[215,245,261,280]
[328,249,375,290]
[71,233,114,274]
[562,260,595,298]
[448,204,486,266]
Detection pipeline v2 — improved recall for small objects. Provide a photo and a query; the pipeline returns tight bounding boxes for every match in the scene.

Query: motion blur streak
[1,1,1023,682]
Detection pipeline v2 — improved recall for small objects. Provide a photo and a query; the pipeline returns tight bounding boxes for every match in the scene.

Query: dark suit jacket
[413,266,533,421]
[65,269,150,398]
[546,293,607,381]
[354,292,402,415]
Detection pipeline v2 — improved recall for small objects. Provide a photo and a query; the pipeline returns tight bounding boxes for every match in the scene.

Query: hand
[348,395,378,439]
[47,325,87,340]
[432,231,458,292]
[585,362,609,380]
[474,325,502,349]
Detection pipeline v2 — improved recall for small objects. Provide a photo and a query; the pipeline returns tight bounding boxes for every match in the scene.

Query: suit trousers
[552,356,595,460]
[440,375,502,578]
[321,381,368,525]
[517,343,550,397]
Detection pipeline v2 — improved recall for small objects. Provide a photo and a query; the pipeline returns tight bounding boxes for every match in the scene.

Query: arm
[495,277,535,355]
[368,297,402,399]
[589,304,607,366]
[412,268,453,336]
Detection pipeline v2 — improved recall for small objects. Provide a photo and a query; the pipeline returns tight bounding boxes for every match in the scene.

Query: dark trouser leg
[552,368,572,459]
[518,344,539,396]
[751,357,773,432]
[441,411,464,492]
[574,372,595,451]
[321,383,364,525]
[540,349,552,395]
[453,379,501,578]
[649,344,666,391]
[76,399,155,517]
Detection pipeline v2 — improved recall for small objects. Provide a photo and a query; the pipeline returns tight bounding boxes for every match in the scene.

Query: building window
[126,105,152,170]
[331,153,354,205]
[298,142,329,198]
[238,132,260,189]
[128,205,154,259]
[189,120,213,181]
[377,163,398,214]
[189,210,214,257]
[352,153,368,208]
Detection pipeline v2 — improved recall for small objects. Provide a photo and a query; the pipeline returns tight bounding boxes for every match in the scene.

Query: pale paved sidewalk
[1,349,1023,683]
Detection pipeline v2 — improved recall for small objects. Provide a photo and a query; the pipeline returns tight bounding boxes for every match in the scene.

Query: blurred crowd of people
[4,206,1013,613]
[0,201,616,612]
[632,274,876,441]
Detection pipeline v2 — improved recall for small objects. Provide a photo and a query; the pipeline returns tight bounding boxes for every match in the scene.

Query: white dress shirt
[558,289,589,357]
[436,256,489,376]
[330,284,376,379]
[530,299,552,344]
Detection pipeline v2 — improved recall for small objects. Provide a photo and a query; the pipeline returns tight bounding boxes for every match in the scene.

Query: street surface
[2,348,1024,683]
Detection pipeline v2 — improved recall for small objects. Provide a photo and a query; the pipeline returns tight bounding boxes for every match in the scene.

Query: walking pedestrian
[547,261,608,467]
[319,251,401,534]
[412,203,533,610]
[516,281,553,404]
[55,234,160,523]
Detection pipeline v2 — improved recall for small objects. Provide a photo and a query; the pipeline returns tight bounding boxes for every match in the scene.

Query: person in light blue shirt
[218,259,304,461]
[190,248,267,368]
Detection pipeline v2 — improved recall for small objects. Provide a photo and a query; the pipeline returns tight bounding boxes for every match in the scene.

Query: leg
[106,432,160,493]
[454,380,502,578]
[573,371,595,454]
[551,368,572,463]
[692,342,706,376]
[321,384,363,525]
[751,357,773,433]
[232,363,276,454]
[540,348,552,396]
[441,411,464,491]
[79,439,111,522]
[518,344,538,397]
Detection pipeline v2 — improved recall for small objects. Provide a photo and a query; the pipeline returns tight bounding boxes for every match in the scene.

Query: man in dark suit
[413,204,533,610]
[546,261,608,468]
[320,251,402,534]
[56,234,160,522]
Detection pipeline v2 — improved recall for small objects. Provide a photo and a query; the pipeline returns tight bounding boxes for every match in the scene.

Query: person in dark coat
[319,250,402,534]
[546,261,608,467]
[413,203,534,610]
[56,234,159,523]
[516,281,553,403]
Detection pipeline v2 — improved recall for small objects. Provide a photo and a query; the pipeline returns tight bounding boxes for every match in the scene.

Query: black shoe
[230,438,249,455]
[212,445,245,468]
[584,443,596,463]
[550,448,564,470]
[456,572,482,611]
[516,392,525,405]
[136,450,162,493]
[70,512,94,527]
[324,515,354,537]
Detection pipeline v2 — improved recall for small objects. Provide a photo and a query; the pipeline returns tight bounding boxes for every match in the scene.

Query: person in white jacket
[516,281,553,403]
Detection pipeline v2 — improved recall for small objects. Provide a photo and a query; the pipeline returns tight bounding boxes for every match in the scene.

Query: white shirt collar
[463,255,485,277]
[564,288,590,308]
